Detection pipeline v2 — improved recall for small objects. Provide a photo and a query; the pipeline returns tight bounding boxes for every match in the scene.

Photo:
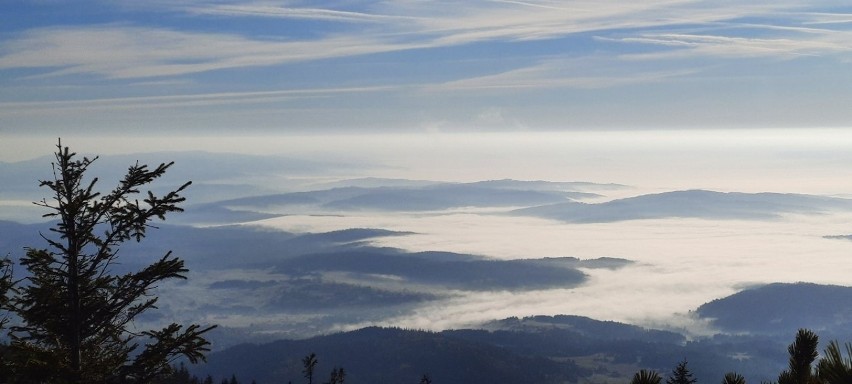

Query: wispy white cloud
[3,0,852,139]
[189,3,415,23]
[0,86,399,115]
[378,0,824,45]
[612,30,852,60]
[429,57,699,91]
[801,12,852,25]
[1,1,850,82]
[0,26,425,79]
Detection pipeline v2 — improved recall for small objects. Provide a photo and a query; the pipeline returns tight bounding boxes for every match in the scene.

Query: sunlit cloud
[612,31,852,60]
[2,1,848,81]
[801,12,852,25]
[0,86,400,115]
[429,57,700,91]
[189,3,416,24]
[0,26,423,79]
[3,1,852,131]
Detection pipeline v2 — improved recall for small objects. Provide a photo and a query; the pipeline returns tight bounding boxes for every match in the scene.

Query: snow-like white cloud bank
[256,210,852,335]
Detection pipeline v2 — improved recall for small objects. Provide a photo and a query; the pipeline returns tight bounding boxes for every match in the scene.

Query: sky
[3,0,852,141]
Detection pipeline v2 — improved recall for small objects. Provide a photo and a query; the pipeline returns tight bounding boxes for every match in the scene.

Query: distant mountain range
[0,151,344,202]
[173,183,852,226]
[179,179,608,224]
[8,151,852,226]
[513,190,852,222]
[1,151,626,224]
[169,186,852,226]
[312,178,628,192]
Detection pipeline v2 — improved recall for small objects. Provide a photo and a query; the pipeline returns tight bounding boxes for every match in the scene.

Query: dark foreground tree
[778,328,818,384]
[327,367,345,384]
[302,352,318,384]
[3,141,214,383]
[816,340,852,384]
[721,372,745,384]
[666,360,697,384]
[631,369,662,384]
[0,257,13,329]
[0,257,14,381]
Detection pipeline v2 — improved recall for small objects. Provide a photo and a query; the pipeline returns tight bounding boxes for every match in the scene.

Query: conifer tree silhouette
[3,141,215,383]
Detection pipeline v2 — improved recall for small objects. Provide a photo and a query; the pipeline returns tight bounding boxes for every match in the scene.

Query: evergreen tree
[2,141,215,383]
[147,363,208,384]
[160,363,192,384]
[816,340,852,384]
[0,257,13,330]
[303,352,318,384]
[722,372,745,384]
[0,257,13,383]
[667,360,697,384]
[327,367,345,384]
[632,369,662,384]
[778,329,818,384]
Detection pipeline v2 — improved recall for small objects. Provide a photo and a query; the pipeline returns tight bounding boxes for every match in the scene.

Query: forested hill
[198,327,584,384]
[195,315,790,384]
[696,282,852,337]
[194,283,852,384]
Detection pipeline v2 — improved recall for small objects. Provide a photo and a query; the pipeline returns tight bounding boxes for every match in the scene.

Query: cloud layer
[3,1,852,131]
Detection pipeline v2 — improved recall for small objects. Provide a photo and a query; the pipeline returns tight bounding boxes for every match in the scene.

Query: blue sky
[2,1,852,136]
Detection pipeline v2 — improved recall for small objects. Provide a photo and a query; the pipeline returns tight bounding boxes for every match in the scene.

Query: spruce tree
[302,352,318,384]
[667,360,697,384]
[0,258,13,329]
[3,141,215,383]
[328,367,345,384]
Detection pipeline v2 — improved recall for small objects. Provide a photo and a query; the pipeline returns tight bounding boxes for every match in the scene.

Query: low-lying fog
[3,130,852,340]
[256,210,852,334]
